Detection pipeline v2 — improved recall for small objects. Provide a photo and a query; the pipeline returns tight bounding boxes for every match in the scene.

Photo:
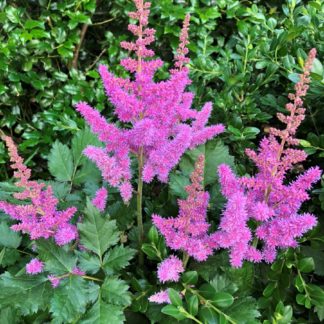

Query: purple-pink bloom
[211,49,321,266]
[149,289,171,304]
[48,275,61,288]
[153,155,214,261]
[75,1,224,202]
[148,290,171,304]
[157,255,184,283]
[92,187,108,212]
[54,224,78,246]
[0,136,78,245]
[26,258,44,275]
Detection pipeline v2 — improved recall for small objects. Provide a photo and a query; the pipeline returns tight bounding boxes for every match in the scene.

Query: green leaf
[308,284,324,307]
[48,141,74,181]
[71,127,101,167]
[50,276,91,323]
[78,252,101,274]
[187,295,199,316]
[0,272,51,315]
[169,173,190,198]
[0,222,21,248]
[227,297,260,323]
[148,226,159,245]
[198,306,218,324]
[141,243,160,260]
[101,277,132,307]
[78,199,119,258]
[81,300,126,324]
[199,283,217,300]
[168,288,182,307]
[180,139,235,186]
[182,271,198,285]
[298,257,315,273]
[161,305,186,321]
[25,19,45,29]
[212,292,234,308]
[102,245,136,275]
[38,240,77,275]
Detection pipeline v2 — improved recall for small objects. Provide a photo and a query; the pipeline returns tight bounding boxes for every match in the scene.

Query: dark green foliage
[0,0,323,323]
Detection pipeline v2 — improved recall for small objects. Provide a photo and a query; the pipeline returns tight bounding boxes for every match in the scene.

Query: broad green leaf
[78,199,119,258]
[101,277,132,307]
[48,141,74,181]
[187,295,199,316]
[180,139,235,186]
[168,288,182,307]
[102,245,136,275]
[37,240,77,275]
[298,257,315,273]
[182,271,198,285]
[81,300,125,324]
[212,292,234,308]
[0,272,51,315]
[78,252,101,274]
[50,276,91,323]
[161,305,186,321]
[227,297,261,323]
[0,222,21,248]
[71,127,100,167]
[198,306,218,324]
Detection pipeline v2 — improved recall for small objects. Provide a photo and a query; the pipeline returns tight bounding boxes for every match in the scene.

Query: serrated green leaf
[37,240,77,275]
[78,200,119,258]
[102,277,132,307]
[227,297,260,323]
[78,252,101,274]
[48,141,74,181]
[50,276,91,323]
[102,245,136,275]
[0,222,21,248]
[0,272,51,315]
[81,300,125,324]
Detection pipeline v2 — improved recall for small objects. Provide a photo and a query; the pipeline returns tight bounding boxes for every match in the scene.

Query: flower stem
[137,147,144,266]
[182,252,190,269]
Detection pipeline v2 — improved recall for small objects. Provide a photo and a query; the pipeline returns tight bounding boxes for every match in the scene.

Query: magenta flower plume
[211,49,321,266]
[91,187,108,212]
[75,1,224,202]
[149,290,171,304]
[157,255,184,283]
[153,155,215,261]
[26,258,44,275]
[0,136,78,244]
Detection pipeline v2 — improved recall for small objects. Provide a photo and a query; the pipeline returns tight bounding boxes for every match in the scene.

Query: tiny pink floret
[26,258,44,275]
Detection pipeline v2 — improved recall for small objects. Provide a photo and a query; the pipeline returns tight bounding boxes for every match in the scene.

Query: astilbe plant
[211,48,321,267]
[0,135,78,246]
[153,155,214,263]
[75,0,224,258]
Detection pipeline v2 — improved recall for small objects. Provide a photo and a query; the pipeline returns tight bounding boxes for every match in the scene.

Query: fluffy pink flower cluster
[211,48,321,267]
[76,0,224,202]
[157,255,184,283]
[0,136,78,245]
[148,290,171,304]
[153,155,215,261]
[91,187,108,212]
[26,258,44,275]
